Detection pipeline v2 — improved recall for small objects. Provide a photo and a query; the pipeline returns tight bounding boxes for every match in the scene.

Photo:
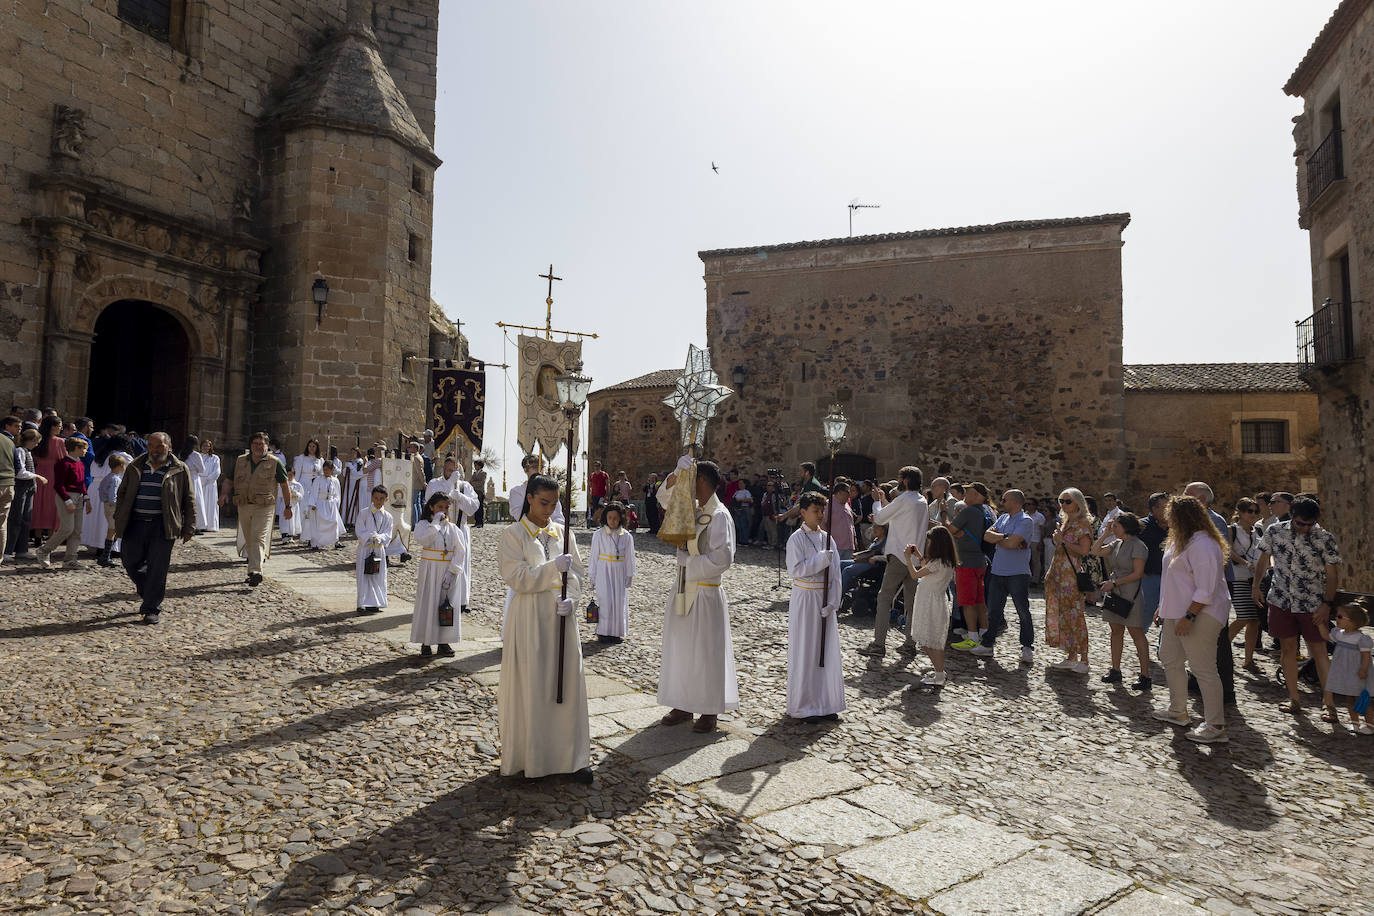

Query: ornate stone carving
[73,252,99,284]
[231,248,260,273]
[233,184,254,222]
[1292,113,1310,159]
[144,225,172,253]
[111,213,139,244]
[51,105,87,162]
[84,206,111,236]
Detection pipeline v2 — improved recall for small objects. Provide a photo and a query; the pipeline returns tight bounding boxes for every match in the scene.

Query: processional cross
[539,264,562,340]
[662,344,734,456]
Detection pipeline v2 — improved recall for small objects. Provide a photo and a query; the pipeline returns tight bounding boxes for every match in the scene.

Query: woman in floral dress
[1046,487,1095,673]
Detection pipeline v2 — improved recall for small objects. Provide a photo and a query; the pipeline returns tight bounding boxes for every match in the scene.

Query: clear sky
[428,0,1333,491]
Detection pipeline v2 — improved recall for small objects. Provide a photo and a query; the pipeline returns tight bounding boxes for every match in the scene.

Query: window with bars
[1241,420,1288,455]
[638,415,657,435]
[118,0,185,46]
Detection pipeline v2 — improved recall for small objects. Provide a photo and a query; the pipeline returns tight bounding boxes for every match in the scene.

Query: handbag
[1061,544,1096,594]
[585,599,599,624]
[364,553,381,576]
[1102,591,1134,615]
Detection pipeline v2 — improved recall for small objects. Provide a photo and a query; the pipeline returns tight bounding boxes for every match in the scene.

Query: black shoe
[572,767,594,785]
[142,612,160,625]
[247,572,263,587]
[362,606,382,615]
[822,713,840,721]
[437,644,455,657]
[1102,668,1123,684]
[333,543,343,549]
[399,552,412,564]
[356,606,367,616]
[419,645,433,657]
[1131,676,1153,691]
[460,605,470,614]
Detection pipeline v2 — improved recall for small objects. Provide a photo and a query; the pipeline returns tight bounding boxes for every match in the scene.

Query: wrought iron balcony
[1307,128,1345,201]
[1297,298,1356,368]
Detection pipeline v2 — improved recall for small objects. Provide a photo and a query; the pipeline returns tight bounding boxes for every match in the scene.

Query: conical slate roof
[269,21,438,164]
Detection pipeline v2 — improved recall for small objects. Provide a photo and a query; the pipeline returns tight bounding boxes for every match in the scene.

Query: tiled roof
[698,213,1131,259]
[1284,0,1371,96]
[593,368,684,393]
[1123,363,1312,393]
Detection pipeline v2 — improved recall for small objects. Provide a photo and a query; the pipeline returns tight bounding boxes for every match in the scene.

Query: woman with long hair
[30,415,65,539]
[292,439,323,489]
[497,474,591,782]
[1092,512,1151,689]
[1153,495,1232,743]
[1045,487,1094,672]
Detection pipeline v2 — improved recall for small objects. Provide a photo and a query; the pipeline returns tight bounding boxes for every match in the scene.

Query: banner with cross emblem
[429,363,485,455]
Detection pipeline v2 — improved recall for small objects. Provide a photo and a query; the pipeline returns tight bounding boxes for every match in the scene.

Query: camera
[766,468,783,478]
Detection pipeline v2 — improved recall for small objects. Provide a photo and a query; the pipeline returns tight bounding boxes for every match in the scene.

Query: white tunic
[354,506,393,609]
[409,518,465,645]
[497,518,589,778]
[785,525,845,718]
[280,480,304,537]
[588,526,635,638]
[305,476,344,547]
[196,452,221,531]
[656,485,739,714]
[502,479,567,635]
[293,454,323,490]
[425,474,480,607]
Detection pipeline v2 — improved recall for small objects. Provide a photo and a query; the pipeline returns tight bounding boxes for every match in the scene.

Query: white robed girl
[785,492,845,720]
[588,502,635,643]
[280,472,304,540]
[354,485,393,614]
[305,466,344,548]
[183,442,207,532]
[195,440,221,532]
[497,474,592,782]
[410,492,465,657]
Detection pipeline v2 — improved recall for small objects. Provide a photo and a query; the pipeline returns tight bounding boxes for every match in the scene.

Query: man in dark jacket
[113,432,196,624]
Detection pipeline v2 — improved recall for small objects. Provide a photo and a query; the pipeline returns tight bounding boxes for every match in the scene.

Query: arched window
[118,0,187,48]
[639,414,657,435]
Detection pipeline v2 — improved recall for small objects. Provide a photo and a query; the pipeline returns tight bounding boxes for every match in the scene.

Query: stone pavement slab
[587,693,658,716]
[1095,889,1210,916]
[839,784,955,830]
[636,736,795,785]
[607,705,669,731]
[753,795,901,850]
[696,755,868,817]
[599,722,729,760]
[584,673,636,698]
[837,814,1037,900]
[926,847,1132,915]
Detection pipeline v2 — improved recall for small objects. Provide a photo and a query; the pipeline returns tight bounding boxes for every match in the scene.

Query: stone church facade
[590,216,1318,511]
[0,0,446,451]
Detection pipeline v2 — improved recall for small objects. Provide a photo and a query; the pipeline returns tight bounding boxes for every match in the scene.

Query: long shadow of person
[1167,733,1279,831]
[1043,669,1101,719]
[0,610,145,640]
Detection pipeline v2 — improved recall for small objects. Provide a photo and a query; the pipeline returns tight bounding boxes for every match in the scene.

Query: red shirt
[589,470,609,499]
[53,455,87,500]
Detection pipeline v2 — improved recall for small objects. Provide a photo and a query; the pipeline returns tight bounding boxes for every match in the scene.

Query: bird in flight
[711,161,719,174]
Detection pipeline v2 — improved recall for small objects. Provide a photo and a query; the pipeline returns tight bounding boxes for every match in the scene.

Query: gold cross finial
[538,264,562,339]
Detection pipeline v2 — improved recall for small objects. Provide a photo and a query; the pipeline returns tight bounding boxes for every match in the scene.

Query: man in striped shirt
[113,433,197,624]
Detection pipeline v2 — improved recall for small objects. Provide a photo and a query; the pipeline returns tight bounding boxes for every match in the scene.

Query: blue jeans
[841,560,876,593]
[733,508,752,544]
[412,489,424,526]
[1141,574,1161,631]
[982,573,1032,647]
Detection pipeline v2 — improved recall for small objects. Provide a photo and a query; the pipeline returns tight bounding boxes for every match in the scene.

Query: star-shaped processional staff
[662,344,734,449]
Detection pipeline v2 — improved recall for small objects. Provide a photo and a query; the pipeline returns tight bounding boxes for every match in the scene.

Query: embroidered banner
[516,335,582,456]
[430,364,486,455]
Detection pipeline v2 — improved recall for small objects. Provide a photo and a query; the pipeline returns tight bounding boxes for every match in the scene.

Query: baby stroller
[844,565,887,618]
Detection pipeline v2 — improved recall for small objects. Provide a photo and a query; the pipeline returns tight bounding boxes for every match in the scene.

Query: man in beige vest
[219,430,292,586]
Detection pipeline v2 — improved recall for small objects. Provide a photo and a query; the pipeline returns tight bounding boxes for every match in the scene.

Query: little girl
[588,501,635,644]
[1319,603,1374,735]
[904,527,959,687]
[410,492,465,658]
[280,470,304,542]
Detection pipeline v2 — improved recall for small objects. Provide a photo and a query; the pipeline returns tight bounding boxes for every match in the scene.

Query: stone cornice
[1284,0,1373,97]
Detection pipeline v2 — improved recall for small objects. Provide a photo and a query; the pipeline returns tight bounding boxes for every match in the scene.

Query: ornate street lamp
[552,364,592,703]
[818,405,848,667]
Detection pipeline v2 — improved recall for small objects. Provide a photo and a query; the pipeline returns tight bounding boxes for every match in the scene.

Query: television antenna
[848,199,880,237]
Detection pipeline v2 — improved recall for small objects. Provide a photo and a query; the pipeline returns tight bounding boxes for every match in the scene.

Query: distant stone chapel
[1,0,454,449]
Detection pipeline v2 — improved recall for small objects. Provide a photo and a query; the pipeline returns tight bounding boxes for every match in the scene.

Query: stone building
[588,369,684,488]
[1123,364,1318,507]
[1,0,444,451]
[1286,0,1374,590]
[693,215,1133,497]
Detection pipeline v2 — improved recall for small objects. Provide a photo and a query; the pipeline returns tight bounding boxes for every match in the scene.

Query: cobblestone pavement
[1,523,1368,915]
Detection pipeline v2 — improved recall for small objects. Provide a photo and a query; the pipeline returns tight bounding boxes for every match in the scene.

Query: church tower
[254,0,441,451]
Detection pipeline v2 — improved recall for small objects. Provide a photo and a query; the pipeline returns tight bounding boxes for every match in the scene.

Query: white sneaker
[1186,723,1228,744]
[1151,708,1191,727]
[970,644,994,657]
[1050,658,1076,669]
[38,553,51,569]
[1020,647,1034,665]
[952,628,967,639]
[921,670,947,686]
[1358,724,1374,736]
[1071,661,1090,674]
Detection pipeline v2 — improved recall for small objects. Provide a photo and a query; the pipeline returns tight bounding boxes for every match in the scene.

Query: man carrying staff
[655,456,738,734]
[219,431,293,587]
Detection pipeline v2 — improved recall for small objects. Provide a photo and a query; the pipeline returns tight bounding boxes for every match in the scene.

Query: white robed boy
[496,475,591,783]
[785,492,845,721]
[588,503,635,643]
[305,463,344,549]
[655,457,738,734]
[355,485,393,615]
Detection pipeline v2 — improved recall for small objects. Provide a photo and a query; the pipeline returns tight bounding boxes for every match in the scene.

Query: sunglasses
[1292,519,1315,529]
[1058,498,1075,505]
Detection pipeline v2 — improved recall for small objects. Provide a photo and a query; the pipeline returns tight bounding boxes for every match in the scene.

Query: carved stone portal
[52,105,87,163]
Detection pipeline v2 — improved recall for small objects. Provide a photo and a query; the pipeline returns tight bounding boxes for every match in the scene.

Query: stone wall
[374,1,440,143]
[1288,3,1374,590]
[1123,390,1321,510]
[698,217,1130,500]
[587,387,681,490]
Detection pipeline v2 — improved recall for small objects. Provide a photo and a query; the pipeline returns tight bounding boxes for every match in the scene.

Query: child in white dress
[281,470,304,541]
[587,502,635,644]
[1319,603,1374,734]
[904,527,958,687]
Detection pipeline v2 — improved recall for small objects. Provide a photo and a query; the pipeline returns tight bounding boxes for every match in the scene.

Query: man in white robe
[786,492,845,721]
[656,457,738,733]
[355,485,392,614]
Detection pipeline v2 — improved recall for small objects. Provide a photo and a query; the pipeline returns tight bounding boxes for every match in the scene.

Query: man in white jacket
[858,466,929,659]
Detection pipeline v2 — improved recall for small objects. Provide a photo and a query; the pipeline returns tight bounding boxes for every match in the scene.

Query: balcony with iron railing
[1307,128,1345,202]
[1297,298,1357,369]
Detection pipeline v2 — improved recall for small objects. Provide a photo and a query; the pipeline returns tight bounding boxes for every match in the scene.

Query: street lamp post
[553,366,593,703]
[819,406,848,667]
